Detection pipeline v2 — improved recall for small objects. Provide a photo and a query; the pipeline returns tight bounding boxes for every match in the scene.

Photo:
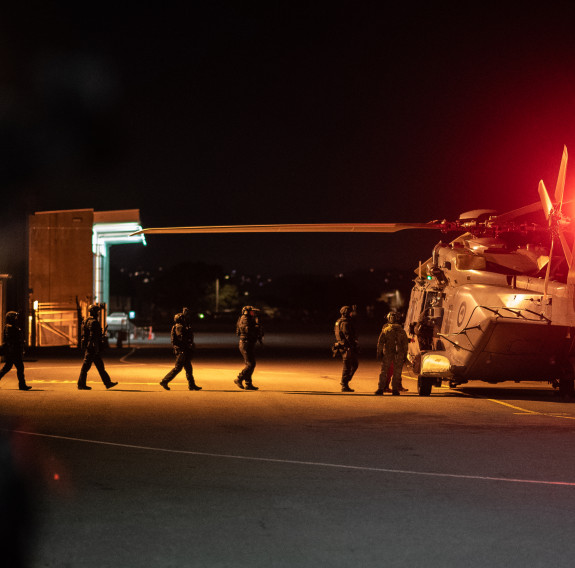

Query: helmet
[88,304,101,316]
[387,311,401,324]
[242,305,255,316]
[5,311,17,323]
[340,305,351,316]
[174,313,184,323]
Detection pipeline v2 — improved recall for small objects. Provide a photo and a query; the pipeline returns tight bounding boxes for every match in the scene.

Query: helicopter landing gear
[417,376,433,396]
[558,378,574,398]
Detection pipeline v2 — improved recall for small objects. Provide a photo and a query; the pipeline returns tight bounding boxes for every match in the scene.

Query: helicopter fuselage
[405,238,575,395]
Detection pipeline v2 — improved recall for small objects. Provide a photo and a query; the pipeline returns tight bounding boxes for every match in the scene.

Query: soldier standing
[0,311,31,391]
[415,310,434,351]
[160,312,202,391]
[375,311,408,396]
[78,304,118,390]
[234,306,263,391]
[333,305,359,393]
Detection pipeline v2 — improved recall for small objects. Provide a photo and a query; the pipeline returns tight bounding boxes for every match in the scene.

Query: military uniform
[78,305,117,390]
[415,312,434,351]
[0,312,31,390]
[160,313,201,390]
[234,306,263,390]
[334,306,359,392]
[375,312,408,395]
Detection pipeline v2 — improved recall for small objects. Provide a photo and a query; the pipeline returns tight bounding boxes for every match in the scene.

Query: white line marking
[6,429,575,487]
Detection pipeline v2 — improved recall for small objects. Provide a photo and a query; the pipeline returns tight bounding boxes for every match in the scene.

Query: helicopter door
[422,292,445,349]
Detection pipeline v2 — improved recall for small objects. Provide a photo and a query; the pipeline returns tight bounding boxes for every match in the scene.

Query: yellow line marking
[484,399,541,414]
[454,388,575,420]
[402,372,575,420]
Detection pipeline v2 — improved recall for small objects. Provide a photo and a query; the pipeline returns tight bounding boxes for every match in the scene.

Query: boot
[341,384,354,392]
[234,377,244,389]
[106,381,118,389]
[160,380,170,390]
[374,389,384,396]
[19,385,32,391]
[188,379,202,391]
[244,383,259,391]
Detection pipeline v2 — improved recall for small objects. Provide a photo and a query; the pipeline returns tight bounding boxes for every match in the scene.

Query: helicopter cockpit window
[456,254,487,271]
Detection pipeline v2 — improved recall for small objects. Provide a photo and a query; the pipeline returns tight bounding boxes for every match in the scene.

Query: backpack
[80,317,92,350]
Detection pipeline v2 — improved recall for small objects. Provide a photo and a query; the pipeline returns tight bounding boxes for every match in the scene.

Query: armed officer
[0,311,31,390]
[160,312,202,391]
[333,305,359,393]
[234,306,263,390]
[375,311,408,396]
[415,310,434,351]
[78,304,118,390]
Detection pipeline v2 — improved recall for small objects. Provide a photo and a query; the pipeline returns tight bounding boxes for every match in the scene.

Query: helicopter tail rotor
[539,146,570,298]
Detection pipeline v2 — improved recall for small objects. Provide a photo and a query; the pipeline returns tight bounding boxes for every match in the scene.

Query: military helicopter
[133,146,575,397]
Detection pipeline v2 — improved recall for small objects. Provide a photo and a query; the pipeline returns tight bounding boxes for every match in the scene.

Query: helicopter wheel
[417,376,433,396]
[558,378,574,398]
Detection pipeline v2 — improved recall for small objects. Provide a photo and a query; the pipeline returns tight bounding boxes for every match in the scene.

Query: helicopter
[133,146,575,397]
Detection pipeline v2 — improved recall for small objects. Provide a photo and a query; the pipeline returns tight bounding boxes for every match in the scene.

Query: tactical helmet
[387,311,401,324]
[88,304,101,316]
[242,305,255,315]
[5,311,18,323]
[340,305,351,316]
[174,313,184,323]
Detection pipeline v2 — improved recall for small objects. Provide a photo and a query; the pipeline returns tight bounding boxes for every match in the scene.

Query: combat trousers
[0,353,26,388]
[78,350,113,387]
[341,348,359,386]
[378,354,403,391]
[163,350,196,386]
[238,339,256,384]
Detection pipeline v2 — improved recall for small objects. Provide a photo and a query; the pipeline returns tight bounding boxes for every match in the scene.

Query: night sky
[3,2,575,277]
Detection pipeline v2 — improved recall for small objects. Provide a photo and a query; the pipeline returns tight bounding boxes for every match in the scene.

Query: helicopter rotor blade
[492,201,543,223]
[538,180,553,220]
[555,145,568,206]
[131,222,446,236]
[558,227,573,269]
[568,237,575,309]
[543,233,555,299]
[493,197,574,224]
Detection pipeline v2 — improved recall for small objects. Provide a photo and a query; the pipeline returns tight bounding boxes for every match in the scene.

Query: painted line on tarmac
[6,428,575,488]
[120,348,137,363]
[455,389,575,420]
[27,364,147,370]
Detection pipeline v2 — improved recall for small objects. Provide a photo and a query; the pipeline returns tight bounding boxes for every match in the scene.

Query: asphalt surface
[2,335,575,567]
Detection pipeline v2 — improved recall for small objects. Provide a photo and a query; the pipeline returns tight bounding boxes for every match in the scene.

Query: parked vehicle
[106,312,134,338]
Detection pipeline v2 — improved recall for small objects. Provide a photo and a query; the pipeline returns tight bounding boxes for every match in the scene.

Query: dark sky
[3,2,575,276]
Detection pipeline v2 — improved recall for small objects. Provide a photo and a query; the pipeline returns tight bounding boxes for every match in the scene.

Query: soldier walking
[160,312,202,391]
[234,306,263,391]
[333,305,359,393]
[375,311,408,396]
[0,311,31,390]
[78,304,118,390]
